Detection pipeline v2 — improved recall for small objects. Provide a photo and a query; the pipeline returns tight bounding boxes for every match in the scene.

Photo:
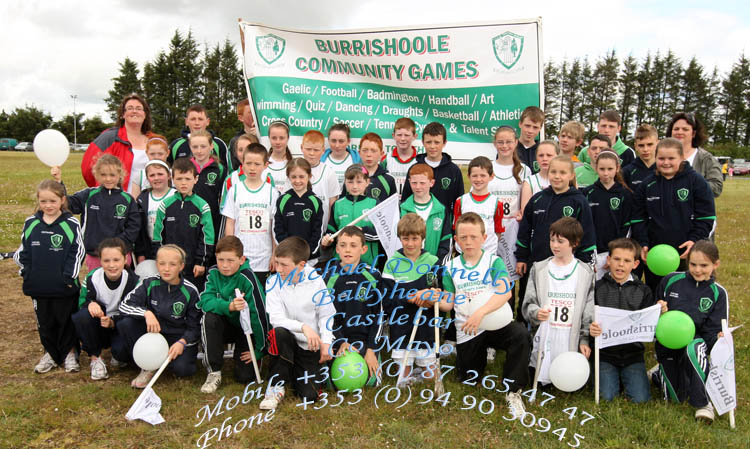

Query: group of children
[14,102,729,422]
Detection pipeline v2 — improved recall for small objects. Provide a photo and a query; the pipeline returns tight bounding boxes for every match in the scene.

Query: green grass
[0,152,747,448]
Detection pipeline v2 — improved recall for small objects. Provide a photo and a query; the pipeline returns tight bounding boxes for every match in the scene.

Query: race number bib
[548,295,575,329]
[240,208,270,234]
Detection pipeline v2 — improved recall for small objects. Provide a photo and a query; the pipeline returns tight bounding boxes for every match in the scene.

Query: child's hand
[144,310,161,333]
[536,307,550,321]
[268,258,275,272]
[319,343,332,363]
[88,302,104,319]
[137,255,146,264]
[411,288,440,308]
[364,349,379,377]
[589,322,602,337]
[240,350,253,364]
[168,339,186,360]
[641,246,649,262]
[516,262,527,277]
[193,265,205,278]
[50,166,62,182]
[678,240,694,259]
[579,344,591,359]
[229,297,247,312]
[515,211,523,221]
[321,234,334,247]
[100,316,114,329]
[336,342,351,356]
[302,324,321,351]
[657,300,668,314]
[462,310,484,336]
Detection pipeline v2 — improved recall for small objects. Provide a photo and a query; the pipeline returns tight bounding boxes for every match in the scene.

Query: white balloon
[33,129,70,167]
[133,332,169,371]
[135,260,159,279]
[468,293,513,331]
[549,351,590,392]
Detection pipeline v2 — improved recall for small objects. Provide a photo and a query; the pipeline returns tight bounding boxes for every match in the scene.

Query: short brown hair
[468,156,493,176]
[97,237,129,258]
[328,123,351,139]
[608,238,640,259]
[360,132,383,151]
[520,106,545,124]
[455,212,485,235]
[549,217,583,249]
[397,213,426,239]
[634,123,658,141]
[244,143,269,164]
[408,163,434,180]
[591,134,612,147]
[302,130,325,146]
[599,110,621,125]
[237,99,250,116]
[423,122,447,143]
[187,104,207,116]
[275,236,310,264]
[344,163,369,180]
[560,121,585,141]
[215,235,244,258]
[172,157,197,177]
[394,117,417,134]
[338,226,366,246]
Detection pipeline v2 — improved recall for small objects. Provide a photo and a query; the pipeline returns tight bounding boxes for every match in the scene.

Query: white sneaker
[695,403,715,422]
[131,369,155,389]
[506,391,526,418]
[64,351,80,373]
[90,358,108,380]
[34,353,57,374]
[440,340,457,359]
[487,348,497,363]
[201,372,222,394]
[110,357,127,369]
[259,386,285,410]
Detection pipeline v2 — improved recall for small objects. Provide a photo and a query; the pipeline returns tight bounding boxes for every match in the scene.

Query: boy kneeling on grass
[198,236,270,394]
[260,237,336,410]
[441,212,531,415]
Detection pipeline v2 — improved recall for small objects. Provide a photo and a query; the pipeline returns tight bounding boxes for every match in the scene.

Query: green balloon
[647,244,680,276]
[331,350,369,391]
[655,310,696,349]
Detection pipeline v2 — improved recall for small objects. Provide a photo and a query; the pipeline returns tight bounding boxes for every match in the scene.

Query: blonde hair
[36,179,68,213]
[549,156,576,187]
[397,213,426,239]
[559,121,585,142]
[93,154,124,186]
[157,244,186,264]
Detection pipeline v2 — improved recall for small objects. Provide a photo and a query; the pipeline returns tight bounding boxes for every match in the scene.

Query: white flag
[369,194,402,258]
[126,387,165,425]
[706,322,740,416]
[596,304,661,349]
[236,288,253,335]
[497,219,520,281]
[531,321,552,384]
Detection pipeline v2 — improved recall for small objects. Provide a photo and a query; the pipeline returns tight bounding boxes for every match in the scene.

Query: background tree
[104,57,141,121]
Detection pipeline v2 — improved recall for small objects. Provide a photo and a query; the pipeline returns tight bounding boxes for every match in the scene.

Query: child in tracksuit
[152,157,215,291]
[118,244,202,388]
[322,164,380,266]
[400,164,452,262]
[382,214,443,388]
[274,158,324,262]
[190,130,226,242]
[654,240,728,422]
[52,154,141,271]
[582,150,635,279]
[72,237,138,380]
[631,138,716,292]
[198,236,269,394]
[324,226,384,384]
[135,160,175,262]
[15,180,85,374]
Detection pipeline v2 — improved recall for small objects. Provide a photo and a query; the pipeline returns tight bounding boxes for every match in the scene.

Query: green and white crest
[256,34,285,65]
[50,234,63,248]
[699,297,713,313]
[610,197,621,210]
[189,214,200,227]
[677,188,689,202]
[425,271,437,287]
[356,286,368,302]
[115,204,127,217]
[492,31,524,69]
[370,187,381,199]
[302,208,312,222]
[533,161,540,172]
[433,217,443,231]
[441,177,451,190]
[562,206,574,217]
[172,301,185,316]
[206,172,217,184]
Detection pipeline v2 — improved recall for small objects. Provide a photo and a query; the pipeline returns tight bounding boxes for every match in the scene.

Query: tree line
[2,29,750,159]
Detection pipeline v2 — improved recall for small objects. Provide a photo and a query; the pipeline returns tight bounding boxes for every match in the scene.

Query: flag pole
[236,288,262,383]
[722,319,736,429]
[595,306,600,404]
[530,320,548,403]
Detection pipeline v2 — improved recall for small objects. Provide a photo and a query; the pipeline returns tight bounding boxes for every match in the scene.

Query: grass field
[0,152,747,448]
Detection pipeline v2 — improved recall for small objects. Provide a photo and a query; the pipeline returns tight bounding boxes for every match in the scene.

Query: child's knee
[71,308,94,326]
[203,312,222,328]
[171,357,198,377]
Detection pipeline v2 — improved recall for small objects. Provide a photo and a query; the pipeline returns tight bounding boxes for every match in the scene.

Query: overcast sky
[1,0,748,122]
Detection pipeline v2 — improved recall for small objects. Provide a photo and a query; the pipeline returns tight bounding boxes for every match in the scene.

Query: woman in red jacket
[81,93,153,193]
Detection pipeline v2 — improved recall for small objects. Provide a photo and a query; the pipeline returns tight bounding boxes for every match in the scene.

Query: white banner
[595,304,661,349]
[126,387,165,425]
[237,288,254,335]
[369,194,402,258]
[706,322,739,416]
[530,321,551,384]
[239,20,543,163]
[497,219,519,281]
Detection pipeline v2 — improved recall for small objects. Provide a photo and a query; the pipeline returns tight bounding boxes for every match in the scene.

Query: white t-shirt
[263,156,289,194]
[685,149,698,167]
[425,157,441,168]
[145,188,176,240]
[128,148,148,194]
[324,152,353,191]
[413,198,434,223]
[221,180,279,272]
[546,259,579,360]
[527,173,550,197]
[311,163,339,236]
[456,192,501,252]
[487,162,531,218]
[383,149,418,199]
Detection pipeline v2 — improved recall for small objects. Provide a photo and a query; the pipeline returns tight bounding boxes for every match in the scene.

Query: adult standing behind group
[81,94,153,194]
[666,112,723,197]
